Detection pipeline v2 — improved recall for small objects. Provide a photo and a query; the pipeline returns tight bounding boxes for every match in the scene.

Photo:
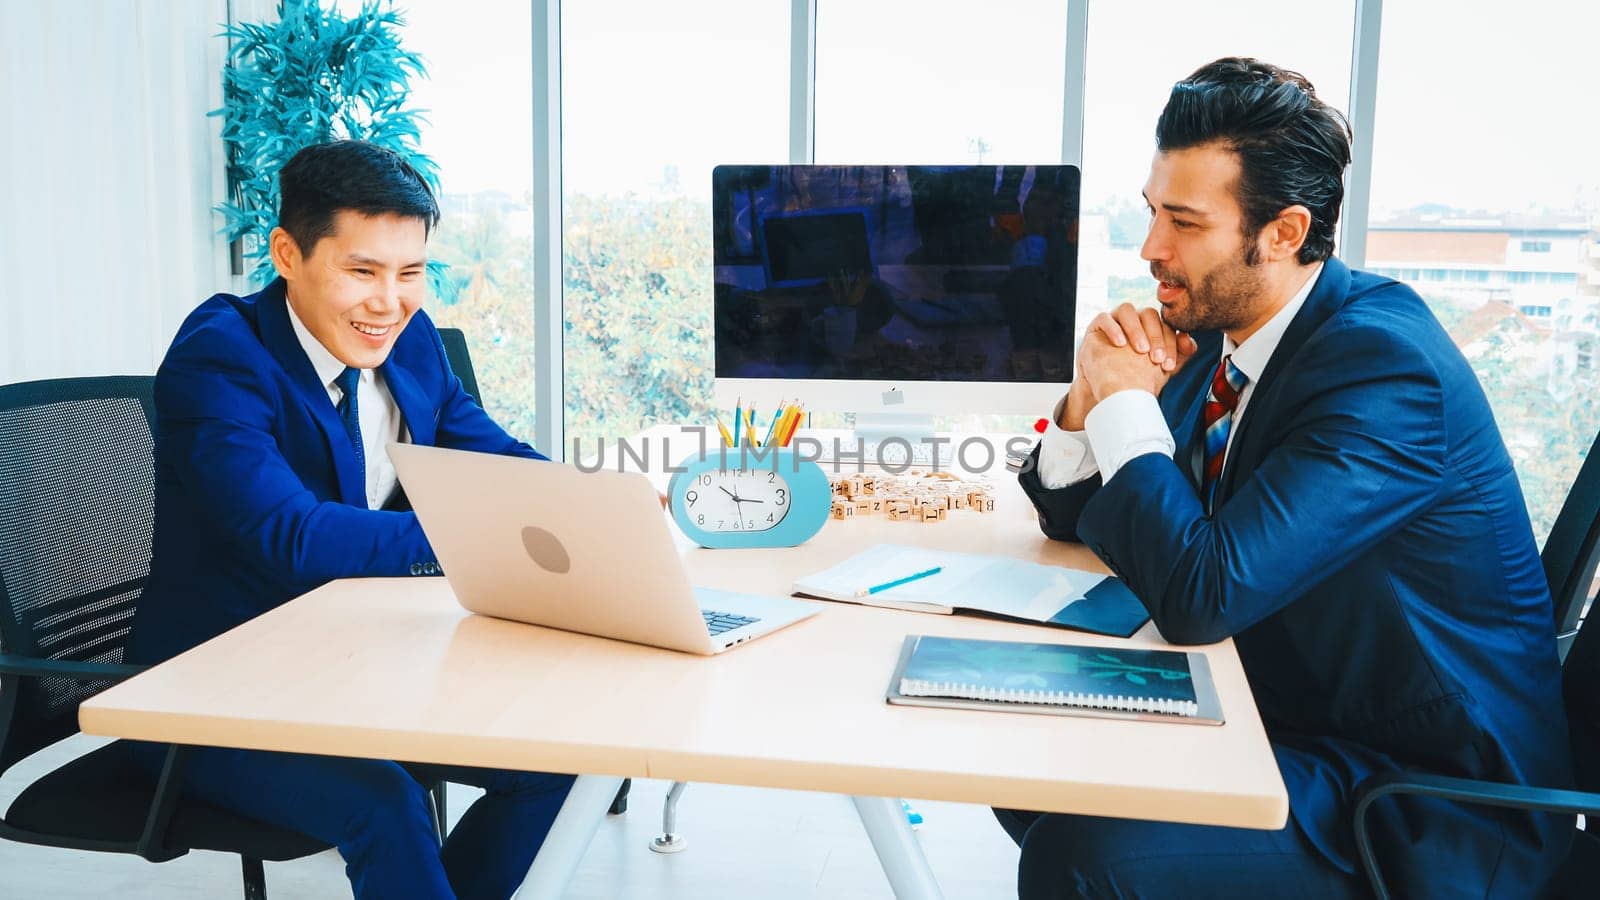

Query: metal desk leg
[850,795,945,900]
[516,774,625,899]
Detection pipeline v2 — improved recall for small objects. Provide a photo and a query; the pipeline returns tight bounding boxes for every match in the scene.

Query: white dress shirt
[1037,263,1323,489]
[285,302,406,509]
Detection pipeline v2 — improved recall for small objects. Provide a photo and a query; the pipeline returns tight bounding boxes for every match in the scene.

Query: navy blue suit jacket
[130,279,544,666]
[1020,258,1573,896]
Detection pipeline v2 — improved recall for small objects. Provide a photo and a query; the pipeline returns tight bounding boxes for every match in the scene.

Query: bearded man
[997,57,1574,899]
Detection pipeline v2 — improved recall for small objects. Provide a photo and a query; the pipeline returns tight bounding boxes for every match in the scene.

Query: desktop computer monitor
[712,164,1079,421]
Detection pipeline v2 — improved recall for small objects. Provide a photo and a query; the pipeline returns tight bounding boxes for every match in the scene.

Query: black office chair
[0,376,453,898]
[436,327,638,817]
[1352,432,1600,899]
[437,326,484,409]
[0,376,330,899]
[1541,426,1600,661]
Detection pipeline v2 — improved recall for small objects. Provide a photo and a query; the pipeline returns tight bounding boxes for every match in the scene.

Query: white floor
[0,735,1020,899]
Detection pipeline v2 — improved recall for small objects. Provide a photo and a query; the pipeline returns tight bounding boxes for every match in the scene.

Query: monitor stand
[811,411,955,470]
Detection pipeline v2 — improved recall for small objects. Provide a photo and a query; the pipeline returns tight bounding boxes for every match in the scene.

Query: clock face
[679,467,792,533]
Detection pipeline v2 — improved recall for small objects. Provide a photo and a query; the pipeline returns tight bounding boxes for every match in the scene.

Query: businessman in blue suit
[998,59,1574,898]
[128,141,574,900]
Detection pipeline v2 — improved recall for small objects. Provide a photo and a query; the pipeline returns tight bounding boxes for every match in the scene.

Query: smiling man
[1000,59,1574,898]
[129,141,573,900]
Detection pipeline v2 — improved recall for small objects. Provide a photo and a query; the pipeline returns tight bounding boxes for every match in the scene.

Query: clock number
[698,474,712,486]
[775,489,786,506]
[684,490,698,507]
[766,513,774,523]
[767,471,775,483]
[697,514,705,525]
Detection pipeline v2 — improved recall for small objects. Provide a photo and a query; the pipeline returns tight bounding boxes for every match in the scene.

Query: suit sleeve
[1076,324,1447,645]
[155,332,434,586]
[1018,442,1104,542]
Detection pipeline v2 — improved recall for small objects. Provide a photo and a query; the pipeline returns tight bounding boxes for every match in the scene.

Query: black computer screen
[712,164,1079,383]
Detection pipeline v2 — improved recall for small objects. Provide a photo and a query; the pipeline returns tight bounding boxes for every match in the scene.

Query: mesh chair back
[437,327,482,408]
[0,376,156,771]
[1543,429,1600,662]
[1565,596,1600,796]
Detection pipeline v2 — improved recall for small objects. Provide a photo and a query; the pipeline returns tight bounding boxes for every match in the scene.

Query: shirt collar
[285,295,364,392]
[1221,262,1323,384]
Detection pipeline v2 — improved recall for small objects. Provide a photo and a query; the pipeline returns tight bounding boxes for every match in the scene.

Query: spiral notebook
[885,635,1224,724]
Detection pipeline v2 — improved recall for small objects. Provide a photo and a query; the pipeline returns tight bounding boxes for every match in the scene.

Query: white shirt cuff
[1035,393,1100,490]
[1084,389,1175,483]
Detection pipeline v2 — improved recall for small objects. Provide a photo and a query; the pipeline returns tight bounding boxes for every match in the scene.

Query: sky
[382,0,1600,217]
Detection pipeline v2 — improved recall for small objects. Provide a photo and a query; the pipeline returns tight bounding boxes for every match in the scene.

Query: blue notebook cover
[793,544,1151,638]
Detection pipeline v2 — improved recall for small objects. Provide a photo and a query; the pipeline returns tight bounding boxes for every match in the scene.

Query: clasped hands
[1059,304,1200,431]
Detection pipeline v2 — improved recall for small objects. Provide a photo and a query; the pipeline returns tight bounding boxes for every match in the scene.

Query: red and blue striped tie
[1201,354,1248,514]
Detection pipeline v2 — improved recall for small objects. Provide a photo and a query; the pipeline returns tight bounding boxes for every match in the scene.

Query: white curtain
[0,0,235,383]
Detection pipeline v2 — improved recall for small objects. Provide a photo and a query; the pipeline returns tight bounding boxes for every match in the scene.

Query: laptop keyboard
[702,609,760,636]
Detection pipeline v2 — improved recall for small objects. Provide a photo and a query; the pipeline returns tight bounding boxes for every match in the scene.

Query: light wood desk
[80,434,1287,898]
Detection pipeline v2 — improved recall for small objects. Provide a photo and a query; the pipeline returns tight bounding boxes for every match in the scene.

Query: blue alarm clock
[667,448,831,548]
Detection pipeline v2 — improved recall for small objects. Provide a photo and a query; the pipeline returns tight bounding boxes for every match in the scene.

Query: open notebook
[886,635,1224,724]
[793,543,1149,638]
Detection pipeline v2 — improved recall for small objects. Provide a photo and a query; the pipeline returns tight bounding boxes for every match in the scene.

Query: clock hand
[719,486,738,501]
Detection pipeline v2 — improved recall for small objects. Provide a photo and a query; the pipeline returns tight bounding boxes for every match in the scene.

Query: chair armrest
[0,652,147,682]
[1352,770,1600,900]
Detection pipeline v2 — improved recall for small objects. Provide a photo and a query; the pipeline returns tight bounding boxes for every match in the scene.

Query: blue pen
[858,566,943,598]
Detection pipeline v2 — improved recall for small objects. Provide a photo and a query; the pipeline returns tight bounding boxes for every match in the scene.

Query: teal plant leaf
[214,0,454,300]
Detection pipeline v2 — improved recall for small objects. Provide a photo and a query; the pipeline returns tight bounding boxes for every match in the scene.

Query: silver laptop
[388,442,818,654]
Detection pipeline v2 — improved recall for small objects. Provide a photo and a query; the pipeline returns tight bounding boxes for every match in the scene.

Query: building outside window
[1364,0,1600,543]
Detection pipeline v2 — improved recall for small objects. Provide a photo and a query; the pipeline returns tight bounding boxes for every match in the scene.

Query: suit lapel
[1216,257,1353,504]
[256,280,368,506]
[379,358,437,448]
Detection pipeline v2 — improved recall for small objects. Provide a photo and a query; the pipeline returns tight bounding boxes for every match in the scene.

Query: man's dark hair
[277,140,441,258]
[1155,57,1352,265]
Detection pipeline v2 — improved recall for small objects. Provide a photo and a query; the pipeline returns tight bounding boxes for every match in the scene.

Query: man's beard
[1153,240,1267,334]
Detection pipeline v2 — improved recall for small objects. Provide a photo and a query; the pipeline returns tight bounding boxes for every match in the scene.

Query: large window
[384,1,1597,547]
[391,0,541,444]
[561,0,789,451]
[1081,0,1355,337]
[1365,0,1600,543]
[813,0,1069,432]
[814,0,1068,166]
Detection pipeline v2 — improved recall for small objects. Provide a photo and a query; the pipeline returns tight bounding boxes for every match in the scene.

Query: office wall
[0,0,233,384]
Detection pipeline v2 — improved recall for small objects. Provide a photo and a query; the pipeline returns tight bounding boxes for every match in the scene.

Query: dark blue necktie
[333,366,365,473]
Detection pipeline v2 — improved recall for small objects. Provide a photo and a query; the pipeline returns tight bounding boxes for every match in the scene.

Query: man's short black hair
[277,140,441,259]
[1156,57,1352,265]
